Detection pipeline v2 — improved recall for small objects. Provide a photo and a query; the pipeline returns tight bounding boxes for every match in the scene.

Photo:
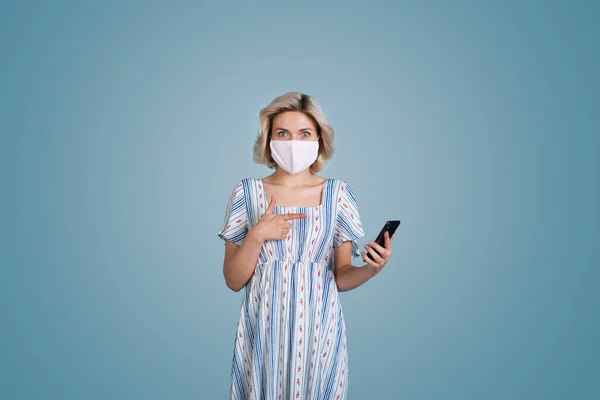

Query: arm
[333,241,376,292]
[222,227,265,292]
[333,232,393,292]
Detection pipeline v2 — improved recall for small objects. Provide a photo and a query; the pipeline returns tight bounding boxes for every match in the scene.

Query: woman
[217,92,394,399]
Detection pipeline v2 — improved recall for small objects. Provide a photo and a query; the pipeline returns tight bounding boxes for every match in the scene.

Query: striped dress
[217,177,365,400]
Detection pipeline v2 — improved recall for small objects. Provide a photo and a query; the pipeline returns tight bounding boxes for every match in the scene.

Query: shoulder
[226,177,265,204]
[228,177,261,189]
[321,177,343,186]
[331,179,361,210]
[325,177,355,192]
[225,178,254,200]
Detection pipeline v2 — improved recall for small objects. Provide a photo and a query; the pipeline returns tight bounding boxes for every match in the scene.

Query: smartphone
[367,220,401,261]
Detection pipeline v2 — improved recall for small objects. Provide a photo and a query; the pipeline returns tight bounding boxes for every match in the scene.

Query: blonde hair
[253,92,335,173]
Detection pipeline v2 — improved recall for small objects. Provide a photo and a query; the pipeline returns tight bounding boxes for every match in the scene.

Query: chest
[262,182,325,208]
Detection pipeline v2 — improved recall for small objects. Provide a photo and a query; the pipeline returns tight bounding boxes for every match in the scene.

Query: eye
[301,131,311,137]
[277,131,288,137]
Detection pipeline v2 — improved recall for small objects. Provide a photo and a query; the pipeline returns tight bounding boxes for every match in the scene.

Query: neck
[270,168,317,187]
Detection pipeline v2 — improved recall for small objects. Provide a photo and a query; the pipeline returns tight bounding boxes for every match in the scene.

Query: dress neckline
[259,178,329,210]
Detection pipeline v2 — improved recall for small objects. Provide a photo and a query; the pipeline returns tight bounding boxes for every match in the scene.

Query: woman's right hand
[250,196,306,242]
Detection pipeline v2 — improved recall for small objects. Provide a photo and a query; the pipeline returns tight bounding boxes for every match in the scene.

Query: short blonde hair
[253,92,335,173]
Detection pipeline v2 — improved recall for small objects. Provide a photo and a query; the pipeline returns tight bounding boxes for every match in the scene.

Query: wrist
[247,226,265,244]
[364,264,379,278]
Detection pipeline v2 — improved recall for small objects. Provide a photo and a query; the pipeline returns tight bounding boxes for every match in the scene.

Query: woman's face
[270,111,319,142]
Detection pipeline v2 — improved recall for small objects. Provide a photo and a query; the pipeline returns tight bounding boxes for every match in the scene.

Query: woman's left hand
[361,231,393,276]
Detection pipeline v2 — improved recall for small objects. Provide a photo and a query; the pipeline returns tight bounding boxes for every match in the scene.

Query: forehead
[272,111,316,130]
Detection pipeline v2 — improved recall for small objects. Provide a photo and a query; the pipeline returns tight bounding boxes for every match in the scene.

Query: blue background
[2,1,598,399]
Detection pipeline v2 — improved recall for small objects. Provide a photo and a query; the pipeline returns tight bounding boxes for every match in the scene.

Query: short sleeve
[217,181,249,246]
[333,181,365,258]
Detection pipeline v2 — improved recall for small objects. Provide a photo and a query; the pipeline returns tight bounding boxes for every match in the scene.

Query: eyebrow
[273,127,314,132]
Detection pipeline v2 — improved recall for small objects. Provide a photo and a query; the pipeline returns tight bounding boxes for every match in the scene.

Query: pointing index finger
[282,213,307,220]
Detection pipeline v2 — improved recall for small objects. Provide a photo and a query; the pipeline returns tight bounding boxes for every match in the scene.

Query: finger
[368,240,388,257]
[384,231,392,251]
[365,243,384,264]
[282,213,307,220]
[361,251,379,268]
[265,196,276,214]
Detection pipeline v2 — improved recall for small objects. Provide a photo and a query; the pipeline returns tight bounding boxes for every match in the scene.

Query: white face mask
[270,140,319,175]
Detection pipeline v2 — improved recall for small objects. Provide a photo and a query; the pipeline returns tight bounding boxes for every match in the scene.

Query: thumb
[265,196,276,214]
